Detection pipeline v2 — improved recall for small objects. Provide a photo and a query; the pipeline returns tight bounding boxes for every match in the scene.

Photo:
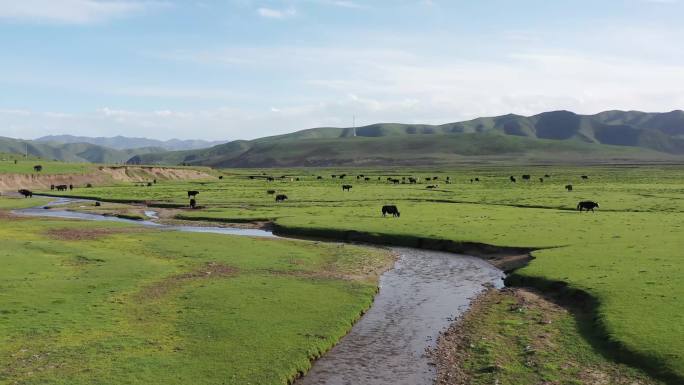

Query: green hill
[128,110,684,167]
[0,137,164,163]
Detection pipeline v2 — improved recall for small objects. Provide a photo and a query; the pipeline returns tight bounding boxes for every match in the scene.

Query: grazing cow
[267,177,275,182]
[409,177,417,184]
[364,177,371,181]
[249,176,255,180]
[86,183,93,188]
[147,182,152,187]
[50,184,55,190]
[470,179,473,183]
[510,176,517,183]
[425,177,432,181]
[565,184,573,192]
[357,175,361,180]
[218,176,223,180]
[522,174,531,181]
[340,174,347,179]
[33,165,42,172]
[577,201,599,212]
[342,185,352,191]
[544,174,551,178]
[446,180,452,184]
[392,179,400,184]
[188,190,199,198]
[153,179,157,184]
[475,177,480,182]
[332,175,337,178]
[539,178,544,183]
[18,189,32,198]
[267,190,276,194]
[433,176,439,180]
[377,177,381,181]
[56,184,68,191]
[317,176,323,180]
[296,178,300,181]
[426,185,438,189]
[381,205,400,217]
[69,184,73,190]
[189,198,197,209]
[581,175,589,180]
[94,201,101,207]
[275,194,288,203]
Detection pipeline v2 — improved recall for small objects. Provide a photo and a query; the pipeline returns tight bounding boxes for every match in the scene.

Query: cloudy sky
[1,0,683,140]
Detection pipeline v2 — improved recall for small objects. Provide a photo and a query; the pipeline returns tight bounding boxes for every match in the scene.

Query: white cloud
[0,0,162,24]
[257,7,296,19]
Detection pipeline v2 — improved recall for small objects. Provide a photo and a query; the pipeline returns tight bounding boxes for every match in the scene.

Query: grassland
[0,156,93,174]
[0,197,393,385]
[40,165,684,381]
[434,288,664,384]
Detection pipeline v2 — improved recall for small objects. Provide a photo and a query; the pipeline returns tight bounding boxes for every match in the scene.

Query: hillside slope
[0,137,163,163]
[128,110,684,167]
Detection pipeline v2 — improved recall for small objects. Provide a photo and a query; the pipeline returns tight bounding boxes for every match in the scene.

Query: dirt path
[296,247,504,385]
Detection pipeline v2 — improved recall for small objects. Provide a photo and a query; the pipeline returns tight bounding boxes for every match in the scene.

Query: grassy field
[40,165,684,381]
[434,288,664,384]
[0,197,393,385]
[0,156,93,174]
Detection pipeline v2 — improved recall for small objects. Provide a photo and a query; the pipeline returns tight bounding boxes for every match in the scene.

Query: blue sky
[1,0,683,140]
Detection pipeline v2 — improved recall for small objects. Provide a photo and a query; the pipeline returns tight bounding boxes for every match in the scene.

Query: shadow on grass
[505,274,683,384]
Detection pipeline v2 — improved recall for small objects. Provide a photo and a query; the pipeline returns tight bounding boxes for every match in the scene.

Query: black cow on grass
[18,189,32,198]
[510,176,517,183]
[342,185,352,192]
[317,176,323,180]
[565,184,573,192]
[581,175,589,180]
[188,190,199,198]
[382,205,400,217]
[577,201,599,212]
[364,177,370,181]
[522,174,531,181]
[189,198,197,209]
[50,184,55,190]
[275,194,288,203]
[56,184,68,191]
[33,165,42,172]
[267,190,276,194]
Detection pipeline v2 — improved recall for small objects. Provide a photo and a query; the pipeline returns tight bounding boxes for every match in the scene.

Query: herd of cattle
[234,173,599,216]
[14,172,599,216]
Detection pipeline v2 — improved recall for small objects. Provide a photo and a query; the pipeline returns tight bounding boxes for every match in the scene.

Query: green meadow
[0,197,392,385]
[0,156,93,174]
[42,165,684,381]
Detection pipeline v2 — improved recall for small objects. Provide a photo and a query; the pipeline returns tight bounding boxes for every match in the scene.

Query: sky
[1,0,683,141]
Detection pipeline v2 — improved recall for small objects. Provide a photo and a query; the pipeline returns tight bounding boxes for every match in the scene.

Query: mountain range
[2,110,683,166]
[35,135,225,151]
[127,110,684,167]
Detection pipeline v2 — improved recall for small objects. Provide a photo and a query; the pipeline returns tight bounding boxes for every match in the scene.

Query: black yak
[577,201,599,212]
[275,194,288,202]
[188,190,199,198]
[381,205,400,217]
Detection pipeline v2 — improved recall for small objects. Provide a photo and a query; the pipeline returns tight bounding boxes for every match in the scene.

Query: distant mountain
[126,110,684,167]
[36,135,225,151]
[0,136,163,163]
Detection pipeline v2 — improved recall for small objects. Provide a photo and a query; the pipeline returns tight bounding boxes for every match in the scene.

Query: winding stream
[13,198,504,385]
